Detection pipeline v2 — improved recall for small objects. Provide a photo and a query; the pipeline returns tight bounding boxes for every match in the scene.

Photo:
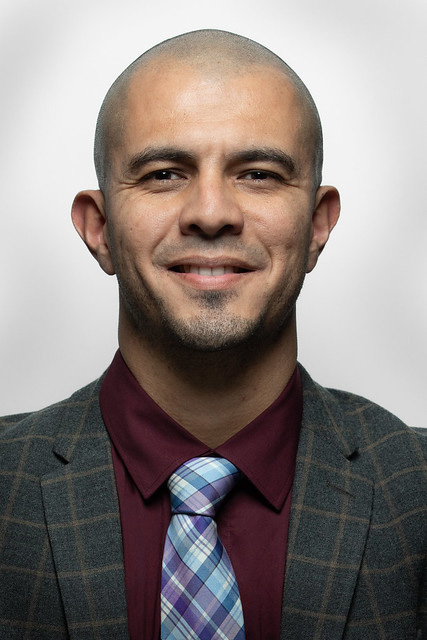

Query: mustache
[155,239,268,266]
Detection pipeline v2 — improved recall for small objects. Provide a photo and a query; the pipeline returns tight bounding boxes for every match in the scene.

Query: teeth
[185,265,235,276]
[212,266,232,276]
[198,267,212,276]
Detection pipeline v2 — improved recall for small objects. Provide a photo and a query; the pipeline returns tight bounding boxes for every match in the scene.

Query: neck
[119,313,298,448]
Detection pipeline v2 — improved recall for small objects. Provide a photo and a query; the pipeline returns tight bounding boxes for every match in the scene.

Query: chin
[163,314,261,353]
[159,301,297,355]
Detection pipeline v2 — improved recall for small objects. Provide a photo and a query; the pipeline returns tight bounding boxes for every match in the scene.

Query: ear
[306,185,341,273]
[71,190,115,275]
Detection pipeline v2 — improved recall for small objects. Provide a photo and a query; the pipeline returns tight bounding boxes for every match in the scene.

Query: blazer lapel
[280,367,374,639]
[40,382,129,639]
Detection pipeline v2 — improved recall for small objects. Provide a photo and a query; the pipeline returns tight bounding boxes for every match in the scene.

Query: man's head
[72,30,339,359]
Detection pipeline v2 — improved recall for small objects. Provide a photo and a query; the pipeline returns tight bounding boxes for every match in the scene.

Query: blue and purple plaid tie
[161,456,245,639]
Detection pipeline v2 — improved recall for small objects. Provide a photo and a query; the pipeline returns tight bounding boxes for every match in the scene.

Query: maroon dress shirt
[100,351,302,639]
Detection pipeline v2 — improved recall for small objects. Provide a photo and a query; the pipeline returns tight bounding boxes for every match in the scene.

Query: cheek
[259,224,312,297]
[262,213,312,263]
[109,200,172,262]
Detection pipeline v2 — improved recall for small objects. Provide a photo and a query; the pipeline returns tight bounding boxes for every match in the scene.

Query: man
[0,29,425,640]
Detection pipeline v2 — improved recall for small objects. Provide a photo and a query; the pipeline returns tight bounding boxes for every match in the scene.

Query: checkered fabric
[161,457,245,640]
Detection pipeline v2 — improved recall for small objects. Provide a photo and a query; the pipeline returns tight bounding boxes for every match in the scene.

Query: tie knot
[168,457,240,517]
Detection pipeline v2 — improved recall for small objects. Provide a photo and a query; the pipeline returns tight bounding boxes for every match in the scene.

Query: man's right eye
[143,170,181,181]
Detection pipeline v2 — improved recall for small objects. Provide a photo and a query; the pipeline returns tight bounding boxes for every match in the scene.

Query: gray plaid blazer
[1,365,426,639]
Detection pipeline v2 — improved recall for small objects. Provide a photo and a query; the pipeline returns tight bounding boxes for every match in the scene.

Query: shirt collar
[100,350,302,511]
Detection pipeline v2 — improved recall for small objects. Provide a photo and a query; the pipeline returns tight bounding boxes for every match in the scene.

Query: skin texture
[72,51,340,447]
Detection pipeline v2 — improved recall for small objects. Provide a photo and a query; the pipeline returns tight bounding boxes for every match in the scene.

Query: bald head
[94,29,323,192]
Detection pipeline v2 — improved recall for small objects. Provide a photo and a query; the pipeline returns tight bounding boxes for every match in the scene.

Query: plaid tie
[161,456,245,639]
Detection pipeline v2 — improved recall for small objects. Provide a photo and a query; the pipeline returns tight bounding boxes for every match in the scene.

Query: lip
[165,256,258,290]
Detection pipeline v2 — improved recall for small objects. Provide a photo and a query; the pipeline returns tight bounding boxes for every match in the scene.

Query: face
[75,63,339,354]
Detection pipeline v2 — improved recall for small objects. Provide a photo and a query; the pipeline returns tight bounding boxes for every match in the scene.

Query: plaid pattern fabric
[280,373,427,640]
[1,364,425,639]
[0,378,129,640]
[161,457,245,640]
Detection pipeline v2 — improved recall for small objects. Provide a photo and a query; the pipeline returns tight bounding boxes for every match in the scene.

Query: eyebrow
[228,148,297,176]
[123,146,297,178]
[124,147,197,178]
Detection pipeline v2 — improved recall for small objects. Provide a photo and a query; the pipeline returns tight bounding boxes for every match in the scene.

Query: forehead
[117,62,305,159]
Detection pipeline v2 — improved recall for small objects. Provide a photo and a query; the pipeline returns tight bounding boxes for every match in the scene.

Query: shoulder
[0,377,105,474]
[298,363,427,467]
[1,377,103,435]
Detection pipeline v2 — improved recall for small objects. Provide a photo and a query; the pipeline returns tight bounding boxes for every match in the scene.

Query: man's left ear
[306,185,340,273]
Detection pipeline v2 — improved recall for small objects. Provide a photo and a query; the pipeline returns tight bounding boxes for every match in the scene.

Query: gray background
[0,0,426,427]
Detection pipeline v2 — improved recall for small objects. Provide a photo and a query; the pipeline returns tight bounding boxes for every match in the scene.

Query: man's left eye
[243,171,280,182]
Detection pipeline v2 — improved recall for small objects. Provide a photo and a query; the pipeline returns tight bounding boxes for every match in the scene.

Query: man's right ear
[71,190,116,275]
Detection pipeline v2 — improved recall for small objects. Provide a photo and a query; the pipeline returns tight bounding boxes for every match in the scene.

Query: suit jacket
[0,365,426,639]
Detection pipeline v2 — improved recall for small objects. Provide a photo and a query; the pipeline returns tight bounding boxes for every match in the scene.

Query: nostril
[195,223,242,239]
[179,199,244,238]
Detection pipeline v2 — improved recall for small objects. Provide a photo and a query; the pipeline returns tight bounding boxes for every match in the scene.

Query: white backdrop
[0,0,426,427]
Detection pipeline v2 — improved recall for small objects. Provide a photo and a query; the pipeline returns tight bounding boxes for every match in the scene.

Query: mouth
[165,257,258,292]
[169,265,251,276]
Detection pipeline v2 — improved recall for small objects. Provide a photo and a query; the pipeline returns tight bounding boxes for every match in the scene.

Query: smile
[170,265,250,276]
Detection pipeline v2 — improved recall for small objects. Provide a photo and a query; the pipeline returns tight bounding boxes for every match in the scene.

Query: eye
[241,170,284,183]
[246,171,270,180]
[143,169,182,181]
[137,168,187,191]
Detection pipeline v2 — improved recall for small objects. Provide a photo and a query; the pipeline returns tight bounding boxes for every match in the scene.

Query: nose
[178,174,244,238]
